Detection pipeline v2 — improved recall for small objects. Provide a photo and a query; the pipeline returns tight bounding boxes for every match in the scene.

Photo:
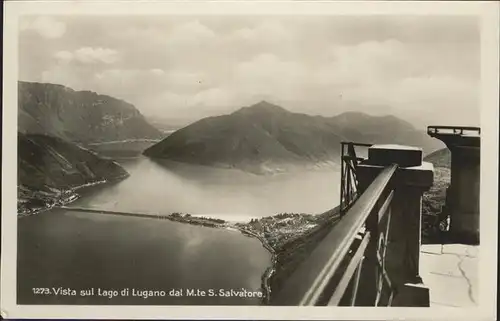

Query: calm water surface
[17,157,340,305]
[73,157,341,220]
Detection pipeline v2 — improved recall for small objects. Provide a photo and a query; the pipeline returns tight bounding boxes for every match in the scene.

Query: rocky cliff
[18,81,163,144]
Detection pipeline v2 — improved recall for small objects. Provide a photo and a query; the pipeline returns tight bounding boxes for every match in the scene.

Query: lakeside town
[18,186,79,217]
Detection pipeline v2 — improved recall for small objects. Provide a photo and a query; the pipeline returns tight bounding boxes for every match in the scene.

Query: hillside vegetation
[423,147,451,168]
[18,133,129,215]
[422,147,451,242]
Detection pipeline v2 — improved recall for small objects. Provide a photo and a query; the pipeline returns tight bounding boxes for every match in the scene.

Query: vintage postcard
[1,1,499,320]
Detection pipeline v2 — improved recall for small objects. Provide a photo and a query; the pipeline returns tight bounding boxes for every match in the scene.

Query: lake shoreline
[235,227,276,304]
[17,174,129,218]
[166,210,340,305]
[149,156,341,177]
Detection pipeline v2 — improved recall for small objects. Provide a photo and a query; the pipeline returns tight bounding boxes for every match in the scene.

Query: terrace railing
[427,125,480,136]
[272,143,434,306]
[340,142,372,216]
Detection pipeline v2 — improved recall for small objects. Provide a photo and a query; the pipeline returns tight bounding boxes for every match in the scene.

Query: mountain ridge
[18,81,163,144]
[144,101,443,173]
[18,132,129,215]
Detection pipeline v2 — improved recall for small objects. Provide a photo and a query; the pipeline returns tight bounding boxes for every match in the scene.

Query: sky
[18,15,480,128]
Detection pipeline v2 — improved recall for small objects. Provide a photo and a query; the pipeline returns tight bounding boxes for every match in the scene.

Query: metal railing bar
[341,141,373,147]
[345,166,352,208]
[271,164,398,306]
[342,156,365,162]
[341,191,358,212]
[377,190,394,224]
[345,159,357,174]
[375,264,394,306]
[387,290,395,306]
[375,238,385,306]
[327,232,371,306]
[375,256,394,291]
[376,208,393,306]
[340,143,345,215]
[427,125,480,131]
[298,164,397,305]
[375,280,383,307]
[341,192,360,213]
[381,209,392,266]
[350,256,365,306]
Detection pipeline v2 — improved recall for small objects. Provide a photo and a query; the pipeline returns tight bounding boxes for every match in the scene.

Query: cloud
[233,53,308,98]
[41,65,86,90]
[20,16,480,126]
[92,68,207,96]
[192,88,234,108]
[311,39,479,104]
[21,16,66,39]
[54,50,73,63]
[164,71,206,90]
[53,47,120,65]
[73,47,120,64]
[150,68,165,76]
[167,20,216,48]
[146,88,236,116]
[229,20,293,48]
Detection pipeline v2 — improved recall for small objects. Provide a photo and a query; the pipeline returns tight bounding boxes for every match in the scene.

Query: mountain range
[144,101,444,173]
[18,81,163,143]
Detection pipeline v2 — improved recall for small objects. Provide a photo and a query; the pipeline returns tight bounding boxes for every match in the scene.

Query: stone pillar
[447,145,480,244]
[356,144,434,306]
[428,128,480,244]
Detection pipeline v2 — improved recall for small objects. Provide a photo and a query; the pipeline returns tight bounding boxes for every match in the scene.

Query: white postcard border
[2,1,499,320]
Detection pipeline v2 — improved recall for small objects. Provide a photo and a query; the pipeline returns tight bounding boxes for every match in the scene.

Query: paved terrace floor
[420,244,479,307]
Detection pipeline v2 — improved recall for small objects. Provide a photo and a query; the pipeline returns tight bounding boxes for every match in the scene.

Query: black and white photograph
[1,1,498,320]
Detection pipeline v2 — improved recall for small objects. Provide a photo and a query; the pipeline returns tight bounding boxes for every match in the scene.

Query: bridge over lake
[59,206,176,220]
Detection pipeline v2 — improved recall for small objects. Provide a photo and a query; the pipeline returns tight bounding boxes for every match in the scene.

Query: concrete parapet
[427,126,480,245]
[367,144,423,167]
[356,144,434,306]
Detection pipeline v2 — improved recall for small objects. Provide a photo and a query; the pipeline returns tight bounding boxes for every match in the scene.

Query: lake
[17,156,340,305]
[72,157,341,221]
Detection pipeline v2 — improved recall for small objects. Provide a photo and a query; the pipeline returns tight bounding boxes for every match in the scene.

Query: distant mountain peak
[253,100,279,108]
[144,101,444,174]
[234,100,289,115]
